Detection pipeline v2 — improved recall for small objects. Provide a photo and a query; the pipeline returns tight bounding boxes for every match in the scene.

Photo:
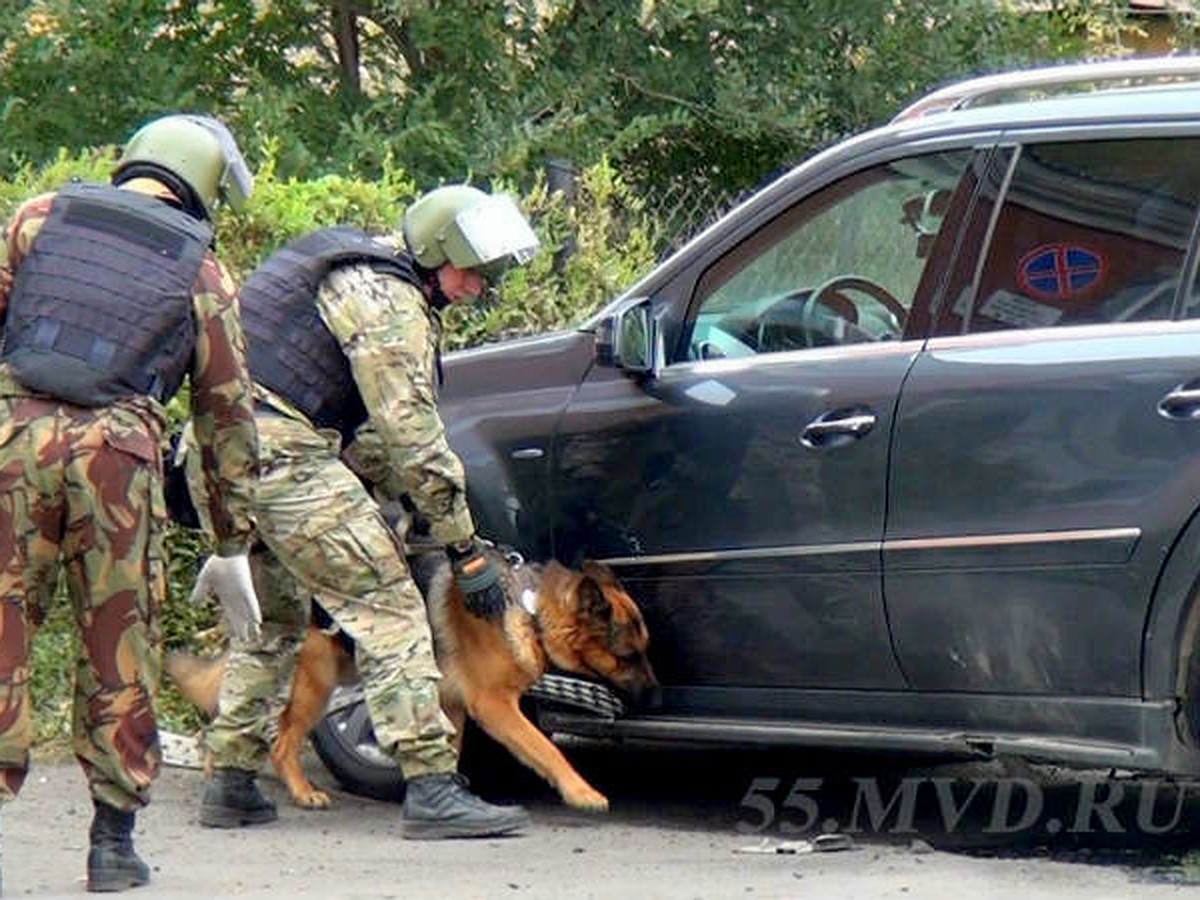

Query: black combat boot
[86,801,149,893]
[401,772,530,840]
[198,768,278,828]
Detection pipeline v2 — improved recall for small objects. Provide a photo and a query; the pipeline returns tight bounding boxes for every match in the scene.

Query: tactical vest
[239,226,424,442]
[3,182,211,407]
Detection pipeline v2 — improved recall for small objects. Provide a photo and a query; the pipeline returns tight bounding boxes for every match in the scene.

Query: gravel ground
[5,741,1200,899]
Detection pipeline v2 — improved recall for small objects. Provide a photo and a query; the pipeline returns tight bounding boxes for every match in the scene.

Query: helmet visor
[450,195,539,280]
[186,115,253,211]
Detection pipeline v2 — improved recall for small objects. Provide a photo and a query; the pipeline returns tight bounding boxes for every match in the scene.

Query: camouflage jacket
[0,186,259,555]
[262,262,475,545]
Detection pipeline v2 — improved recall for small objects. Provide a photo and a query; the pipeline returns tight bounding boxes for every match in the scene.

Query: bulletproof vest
[2,182,211,406]
[240,226,424,441]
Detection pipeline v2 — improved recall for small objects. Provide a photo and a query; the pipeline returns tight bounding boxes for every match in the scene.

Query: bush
[0,149,656,744]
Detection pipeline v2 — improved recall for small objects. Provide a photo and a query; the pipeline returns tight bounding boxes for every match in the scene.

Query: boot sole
[401,811,531,840]
[87,872,150,893]
[199,805,279,829]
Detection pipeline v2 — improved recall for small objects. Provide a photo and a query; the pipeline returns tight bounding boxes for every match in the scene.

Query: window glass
[681,151,973,362]
[947,139,1200,334]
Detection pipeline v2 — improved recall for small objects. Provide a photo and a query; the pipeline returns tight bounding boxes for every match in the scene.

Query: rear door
[885,133,1200,697]
[551,145,984,711]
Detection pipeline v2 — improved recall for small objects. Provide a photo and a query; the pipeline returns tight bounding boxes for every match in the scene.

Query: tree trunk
[332,0,361,99]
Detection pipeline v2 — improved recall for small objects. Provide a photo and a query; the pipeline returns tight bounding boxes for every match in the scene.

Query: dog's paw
[563,785,609,812]
[293,788,333,810]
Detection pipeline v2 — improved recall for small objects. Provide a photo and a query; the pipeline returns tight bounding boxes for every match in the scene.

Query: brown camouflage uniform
[200,261,470,778]
[0,187,258,812]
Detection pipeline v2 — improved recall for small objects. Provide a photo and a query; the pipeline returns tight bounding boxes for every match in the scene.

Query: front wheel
[309,687,547,802]
[310,686,407,801]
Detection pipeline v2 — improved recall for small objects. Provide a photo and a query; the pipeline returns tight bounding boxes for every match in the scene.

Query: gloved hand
[188,554,263,642]
[446,538,508,619]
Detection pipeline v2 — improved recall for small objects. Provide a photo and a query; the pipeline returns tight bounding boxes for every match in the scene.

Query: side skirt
[540,688,1199,776]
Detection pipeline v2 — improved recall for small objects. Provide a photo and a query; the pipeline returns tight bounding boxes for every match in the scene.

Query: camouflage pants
[0,396,165,812]
[199,412,457,778]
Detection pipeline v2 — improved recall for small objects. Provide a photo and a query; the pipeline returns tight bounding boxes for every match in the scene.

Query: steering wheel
[801,275,906,347]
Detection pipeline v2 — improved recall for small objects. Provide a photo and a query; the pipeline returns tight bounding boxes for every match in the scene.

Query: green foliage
[444,157,658,348]
[214,138,420,277]
[0,0,1165,201]
[29,591,76,752]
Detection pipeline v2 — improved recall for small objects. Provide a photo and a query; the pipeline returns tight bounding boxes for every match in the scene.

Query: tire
[310,688,407,802]
[310,689,548,803]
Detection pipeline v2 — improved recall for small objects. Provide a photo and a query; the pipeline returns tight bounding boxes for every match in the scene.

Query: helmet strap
[413,261,451,310]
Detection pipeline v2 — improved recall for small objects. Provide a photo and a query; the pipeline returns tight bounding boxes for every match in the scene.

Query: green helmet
[403,185,539,280]
[112,114,253,220]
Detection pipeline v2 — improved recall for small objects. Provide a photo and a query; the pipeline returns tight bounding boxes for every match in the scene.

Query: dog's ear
[576,574,613,623]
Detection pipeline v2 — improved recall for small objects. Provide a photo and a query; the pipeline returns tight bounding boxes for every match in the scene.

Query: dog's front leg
[467,692,609,812]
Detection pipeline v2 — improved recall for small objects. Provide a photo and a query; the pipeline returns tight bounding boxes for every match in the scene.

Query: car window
[679,150,974,363]
[937,138,1200,335]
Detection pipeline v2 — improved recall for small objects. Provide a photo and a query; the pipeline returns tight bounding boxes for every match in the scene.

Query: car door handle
[801,410,877,448]
[1158,385,1200,419]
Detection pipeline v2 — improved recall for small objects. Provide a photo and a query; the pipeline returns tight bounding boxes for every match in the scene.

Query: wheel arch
[1142,502,1200,756]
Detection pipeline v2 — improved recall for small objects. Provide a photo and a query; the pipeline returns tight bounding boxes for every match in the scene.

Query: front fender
[438,328,600,560]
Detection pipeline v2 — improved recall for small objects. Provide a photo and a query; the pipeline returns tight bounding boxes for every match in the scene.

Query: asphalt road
[7,738,1200,898]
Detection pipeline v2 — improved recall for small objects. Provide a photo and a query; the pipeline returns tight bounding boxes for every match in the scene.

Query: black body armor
[239,226,423,441]
[3,182,211,406]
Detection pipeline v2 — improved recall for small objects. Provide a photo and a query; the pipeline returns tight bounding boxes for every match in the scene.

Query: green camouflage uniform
[0,189,258,812]
[199,261,472,778]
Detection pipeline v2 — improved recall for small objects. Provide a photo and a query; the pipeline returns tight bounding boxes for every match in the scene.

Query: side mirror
[598,297,658,376]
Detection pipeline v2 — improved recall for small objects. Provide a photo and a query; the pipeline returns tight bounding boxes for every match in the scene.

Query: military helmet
[111,114,253,220]
[403,185,539,281]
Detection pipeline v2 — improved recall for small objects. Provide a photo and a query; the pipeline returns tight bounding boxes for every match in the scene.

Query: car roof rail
[893,55,1200,122]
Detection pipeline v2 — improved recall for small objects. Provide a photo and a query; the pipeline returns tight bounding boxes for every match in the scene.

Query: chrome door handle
[801,410,877,448]
[1159,385,1200,419]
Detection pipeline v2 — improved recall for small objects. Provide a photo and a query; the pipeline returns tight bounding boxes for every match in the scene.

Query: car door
[885,134,1200,697]
[550,147,983,712]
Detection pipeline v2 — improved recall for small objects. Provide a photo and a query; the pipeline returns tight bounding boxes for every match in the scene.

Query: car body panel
[436,78,1200,776]
[551,342,919,694]
[886,322,1200,696]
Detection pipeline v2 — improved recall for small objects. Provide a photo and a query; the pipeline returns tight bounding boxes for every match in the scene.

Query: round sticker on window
[1017,243,1106,301]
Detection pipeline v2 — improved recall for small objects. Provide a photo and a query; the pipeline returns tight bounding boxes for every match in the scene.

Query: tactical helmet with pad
[403,185,539,281]
[112,114,253,220]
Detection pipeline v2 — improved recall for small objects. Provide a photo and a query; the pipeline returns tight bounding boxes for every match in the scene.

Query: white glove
[188,554,263,643]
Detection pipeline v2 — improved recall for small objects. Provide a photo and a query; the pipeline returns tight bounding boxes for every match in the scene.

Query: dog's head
[540,561,659,706]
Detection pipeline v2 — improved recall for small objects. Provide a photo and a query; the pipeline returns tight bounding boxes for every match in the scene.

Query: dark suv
[318,58,1200,790]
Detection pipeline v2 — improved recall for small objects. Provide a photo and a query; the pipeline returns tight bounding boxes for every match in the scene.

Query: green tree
[0,0,1159,200]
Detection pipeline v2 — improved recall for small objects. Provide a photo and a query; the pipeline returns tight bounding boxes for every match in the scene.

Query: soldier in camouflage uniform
[195,186,540,839]
[0,114,260,893]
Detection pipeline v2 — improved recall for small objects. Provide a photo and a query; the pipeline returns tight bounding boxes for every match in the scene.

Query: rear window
[936,137,1200,335]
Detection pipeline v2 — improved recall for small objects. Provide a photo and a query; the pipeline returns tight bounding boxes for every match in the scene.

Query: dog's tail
[164,651,228,718]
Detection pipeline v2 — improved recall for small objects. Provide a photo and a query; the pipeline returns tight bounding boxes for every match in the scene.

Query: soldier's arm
[343,421,410,501]
[318,265,475,545]
[189,253,260,555]
[0,193,55,316]
[0,221,13,313]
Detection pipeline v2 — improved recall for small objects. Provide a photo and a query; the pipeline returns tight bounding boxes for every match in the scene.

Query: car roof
[894,80,1200,135]
[892,55,1200,120]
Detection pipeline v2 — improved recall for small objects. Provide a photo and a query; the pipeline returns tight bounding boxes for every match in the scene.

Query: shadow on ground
[457,730,1200,887]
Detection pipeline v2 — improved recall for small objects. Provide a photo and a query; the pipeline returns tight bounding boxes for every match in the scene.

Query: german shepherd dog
[168,549,658,813]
